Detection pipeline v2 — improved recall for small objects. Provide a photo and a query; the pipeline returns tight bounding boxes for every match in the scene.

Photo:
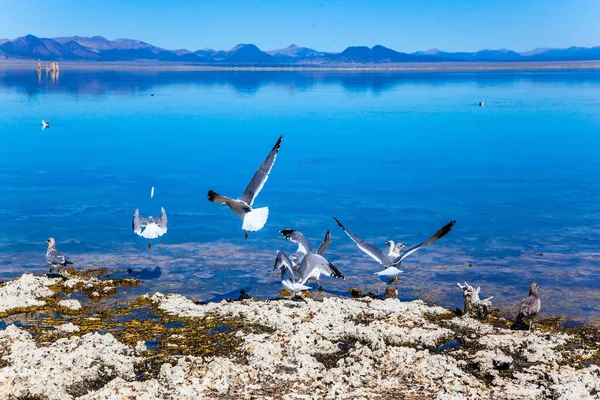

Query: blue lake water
[1,69,600,320]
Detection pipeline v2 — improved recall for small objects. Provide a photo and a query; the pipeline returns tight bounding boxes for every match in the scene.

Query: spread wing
[239,135,282,206]
[280,229,312,255]
[316,230,331,255]
[132,209,149,235]
[333,217,390,266]
[155,207,167,229]
[46,249,66,265]
[393,221,456,265]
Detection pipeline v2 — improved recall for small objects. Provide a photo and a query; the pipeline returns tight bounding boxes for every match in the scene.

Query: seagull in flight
[41,120,50,130]
[45,238,72,273]
[208,135,282,239]
[278,229,343,288]
[133,207,168,248]
[333,217,456,282]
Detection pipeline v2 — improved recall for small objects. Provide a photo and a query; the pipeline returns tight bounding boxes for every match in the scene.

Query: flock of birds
[41,133,541,329]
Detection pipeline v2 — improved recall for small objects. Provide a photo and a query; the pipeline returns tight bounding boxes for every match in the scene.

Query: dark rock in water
[347,288,362,298]
[237,290,252,300]
[364,291,381,299]
[384,286,398,299]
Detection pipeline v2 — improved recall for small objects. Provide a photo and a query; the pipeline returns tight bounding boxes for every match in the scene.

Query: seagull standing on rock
[45,238,72,273]
[333,217,456,283]
[516,282,541,331]
[133,207,168,248]
[207,135,282,239]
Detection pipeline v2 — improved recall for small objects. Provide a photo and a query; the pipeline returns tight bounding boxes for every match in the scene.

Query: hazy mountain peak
[1,34,599,64]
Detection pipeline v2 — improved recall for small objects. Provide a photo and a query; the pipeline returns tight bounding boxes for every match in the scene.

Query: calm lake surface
[1,69,599,320]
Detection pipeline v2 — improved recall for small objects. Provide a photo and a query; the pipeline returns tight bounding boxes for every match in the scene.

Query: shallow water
[1,69,600,320]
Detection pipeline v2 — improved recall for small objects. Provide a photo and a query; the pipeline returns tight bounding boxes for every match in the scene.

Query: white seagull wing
[280,229,312,255]
[132,209,149,235]
[316,230,331,255]
[239,135,282,206]
[333,217,391,266]
[393,220,456,265]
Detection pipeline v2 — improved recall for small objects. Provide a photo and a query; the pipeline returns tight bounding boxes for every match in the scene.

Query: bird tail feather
[242,207,269,232]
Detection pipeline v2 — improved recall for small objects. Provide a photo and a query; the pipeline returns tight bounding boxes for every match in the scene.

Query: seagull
[516,282,541,331]
[45,238,72,273]
[279,229,343,287]
[133,207,168,248]
[274,250,311,293]
[385,240,406,257]
[41,120,50,130]
[207,135,282,239]
[274,248,343,293]
[333,217,456,282]
[479,101,485,108]
[281,229,331,265]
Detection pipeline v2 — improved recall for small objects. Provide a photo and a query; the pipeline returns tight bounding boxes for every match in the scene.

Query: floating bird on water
[279,229,343,288]
[333,217,456,283]
[45,238,72,273]
[41,120,50,130]
[208,135,282,239]
[516,282,541,331]
[133,207,168,248]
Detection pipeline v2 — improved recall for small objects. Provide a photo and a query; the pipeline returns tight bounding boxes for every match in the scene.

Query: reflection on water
[0,69,600,321]
[2,69,600,97]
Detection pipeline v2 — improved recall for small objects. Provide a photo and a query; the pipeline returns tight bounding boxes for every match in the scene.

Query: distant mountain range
[1,35,600,65]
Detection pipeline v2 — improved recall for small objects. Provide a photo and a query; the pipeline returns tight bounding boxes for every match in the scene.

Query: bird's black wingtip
[332,217,344,229]
[273,135,283,151]
[329,262,344,280]
[207,190,217,202]
[280,229,295,238]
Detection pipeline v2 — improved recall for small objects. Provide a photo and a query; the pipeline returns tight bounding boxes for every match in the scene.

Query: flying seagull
[479,101,485,107]
[516,282,541,331]
[45,238,72,273]
[208,135,282,239]
[279,229,343,287]
[41,120,50,130]
[133,207,168,248]
[333,217,456,282]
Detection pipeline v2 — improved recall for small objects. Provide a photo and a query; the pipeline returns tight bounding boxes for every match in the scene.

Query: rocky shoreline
[0,272,599,399]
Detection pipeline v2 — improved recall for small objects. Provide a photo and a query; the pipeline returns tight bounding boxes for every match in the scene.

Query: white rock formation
[0,325,137,400]
[0,283,598,399]
[58,299,83,311]
[0,273,58,313]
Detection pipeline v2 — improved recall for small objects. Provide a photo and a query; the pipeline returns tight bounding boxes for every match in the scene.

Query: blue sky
[1,0,599,52]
